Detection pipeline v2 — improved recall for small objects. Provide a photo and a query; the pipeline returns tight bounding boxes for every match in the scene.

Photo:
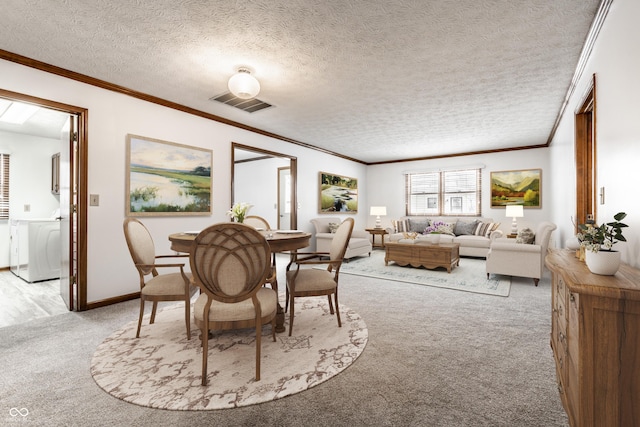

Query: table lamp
[505,204,524,235]
[370,206,387,228]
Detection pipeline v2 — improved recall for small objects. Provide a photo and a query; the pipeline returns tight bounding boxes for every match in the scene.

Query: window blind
[405,167,481,216]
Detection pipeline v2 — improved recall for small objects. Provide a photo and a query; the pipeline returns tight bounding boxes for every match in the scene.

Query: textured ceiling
[0,1,602,163]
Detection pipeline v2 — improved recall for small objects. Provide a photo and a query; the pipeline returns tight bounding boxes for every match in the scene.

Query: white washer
[10,219,61,282]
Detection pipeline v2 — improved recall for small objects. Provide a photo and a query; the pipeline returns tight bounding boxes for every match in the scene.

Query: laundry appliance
[10,218,61,282]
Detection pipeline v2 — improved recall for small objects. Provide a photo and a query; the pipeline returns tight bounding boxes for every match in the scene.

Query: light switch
[24,204,30,212]
[90,194,100,206]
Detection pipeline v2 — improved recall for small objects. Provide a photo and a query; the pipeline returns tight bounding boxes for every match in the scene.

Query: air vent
[209,92,273,113]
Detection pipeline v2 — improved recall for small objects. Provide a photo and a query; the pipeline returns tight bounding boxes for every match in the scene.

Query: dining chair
[123,218,194,340]
[243,215,278,290]
[190,222,277,386]
[243,215,271,230]
[285,218,354,336]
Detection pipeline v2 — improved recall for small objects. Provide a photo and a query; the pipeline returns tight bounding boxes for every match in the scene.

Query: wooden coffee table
[384,241,460,273]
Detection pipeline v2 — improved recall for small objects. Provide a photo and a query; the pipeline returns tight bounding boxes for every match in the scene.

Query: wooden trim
[0,88,89,312]
[574,74,596,231]
[85,292,140,310]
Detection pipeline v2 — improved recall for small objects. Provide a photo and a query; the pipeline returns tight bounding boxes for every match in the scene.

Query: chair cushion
[286,269,337,292]
[454,220,480,236]
[193,288,277,322]
[347,237,372,250]
[142,272,190,296]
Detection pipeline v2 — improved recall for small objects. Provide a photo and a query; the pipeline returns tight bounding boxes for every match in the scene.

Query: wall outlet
[90,194,99,206]
[24,204,30,212]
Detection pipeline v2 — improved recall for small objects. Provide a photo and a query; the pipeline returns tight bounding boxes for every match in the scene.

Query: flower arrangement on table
[577,212,627,253]
[226,202,252,223]
[424,220,454,235]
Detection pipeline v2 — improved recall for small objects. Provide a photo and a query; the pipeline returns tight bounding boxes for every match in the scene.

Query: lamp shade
[370,206,387,216]
[228,68,260,99]
[505,205,524,218]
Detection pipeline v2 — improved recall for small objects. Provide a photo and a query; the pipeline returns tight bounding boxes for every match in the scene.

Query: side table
[365,228,389,248]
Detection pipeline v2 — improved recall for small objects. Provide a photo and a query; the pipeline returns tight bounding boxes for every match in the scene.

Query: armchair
[310,217,372,260]
[486,221,557,286]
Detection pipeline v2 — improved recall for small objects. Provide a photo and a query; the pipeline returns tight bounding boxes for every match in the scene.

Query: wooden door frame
[574,74,596,231]
[0,88,88,311]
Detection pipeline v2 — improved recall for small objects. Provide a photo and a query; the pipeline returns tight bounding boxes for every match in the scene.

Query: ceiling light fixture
[227,68,260,99]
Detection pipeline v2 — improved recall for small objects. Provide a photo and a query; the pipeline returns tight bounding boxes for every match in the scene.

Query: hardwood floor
[0,271,68,327]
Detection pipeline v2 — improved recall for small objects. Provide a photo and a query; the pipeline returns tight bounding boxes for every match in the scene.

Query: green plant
[226,202,252,223]
[577,212,628,252]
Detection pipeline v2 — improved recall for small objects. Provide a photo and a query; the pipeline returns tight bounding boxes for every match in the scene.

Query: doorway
[0,89,88,322]
[575,74,596,229]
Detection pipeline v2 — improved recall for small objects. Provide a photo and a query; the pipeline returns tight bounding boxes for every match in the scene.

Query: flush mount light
[227,68,260,99]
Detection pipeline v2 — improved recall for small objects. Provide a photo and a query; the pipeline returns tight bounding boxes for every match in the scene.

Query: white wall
[367,147,551,235]
[0,59,367,303]
[549,0,640,268]
[0,131,62,266]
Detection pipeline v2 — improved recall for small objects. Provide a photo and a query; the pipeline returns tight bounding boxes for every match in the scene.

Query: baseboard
[85,292,140,310]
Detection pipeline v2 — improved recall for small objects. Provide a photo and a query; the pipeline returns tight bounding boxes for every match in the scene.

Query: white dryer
[10,218,61,282]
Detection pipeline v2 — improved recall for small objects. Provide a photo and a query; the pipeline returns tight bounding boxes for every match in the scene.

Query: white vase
[585,250,621,275]
[427,234,440,244]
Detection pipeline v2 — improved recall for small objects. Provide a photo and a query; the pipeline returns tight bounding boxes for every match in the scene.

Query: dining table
[168,229,311,333]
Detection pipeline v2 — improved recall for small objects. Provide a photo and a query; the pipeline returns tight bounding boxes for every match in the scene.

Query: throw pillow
[516,227,535,244]
[425,220,455,235]
[392,219,409,233]
[408,218,430,233]
[474,222,500,237]
[454,220,479,236]
[328,222,339,233]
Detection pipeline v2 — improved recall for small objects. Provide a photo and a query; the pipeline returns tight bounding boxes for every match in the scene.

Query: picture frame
[318,172,358,213]
[126,134,212,216]
[490,168,541,208]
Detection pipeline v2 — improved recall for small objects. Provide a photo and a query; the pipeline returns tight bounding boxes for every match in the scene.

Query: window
[0,153,9,219]
[406,168,481,216]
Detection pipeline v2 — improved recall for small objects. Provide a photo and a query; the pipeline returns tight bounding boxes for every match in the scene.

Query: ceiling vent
[210,92,273,113]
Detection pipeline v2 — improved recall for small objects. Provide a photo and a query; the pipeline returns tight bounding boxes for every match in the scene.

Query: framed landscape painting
[126,134,212,216]
[490,169,541,208]
[318,172,358,213]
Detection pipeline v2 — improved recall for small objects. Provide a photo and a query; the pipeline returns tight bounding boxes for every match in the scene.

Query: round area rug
[90,299,368,410]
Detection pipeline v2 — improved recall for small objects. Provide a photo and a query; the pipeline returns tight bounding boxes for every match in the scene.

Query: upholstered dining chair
[190,223,278,386]
[243,215,271,230]
[123,218,194,340]
[285,218,354,336]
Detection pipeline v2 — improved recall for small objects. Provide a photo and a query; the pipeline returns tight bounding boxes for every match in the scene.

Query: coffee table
[384,241,460,273]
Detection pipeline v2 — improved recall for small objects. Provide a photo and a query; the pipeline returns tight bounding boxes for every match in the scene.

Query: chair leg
[288,294,295,336]
[334,292,342,327]
[201,325,209,386]
[136,299,145,338]
[184,297,191,340]
[486,273,490,279]
[271,317,276,342]
[255,317,262,381]
[150,301,158,324]
[327,295,335,314]
[284,286,289,313]
[533,278,539,286]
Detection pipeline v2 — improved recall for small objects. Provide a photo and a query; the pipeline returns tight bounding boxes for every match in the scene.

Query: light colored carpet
[341,250,510,296]
[90,299,367,410]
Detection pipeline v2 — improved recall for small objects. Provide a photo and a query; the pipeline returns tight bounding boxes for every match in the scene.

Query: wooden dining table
[168,229,311,333]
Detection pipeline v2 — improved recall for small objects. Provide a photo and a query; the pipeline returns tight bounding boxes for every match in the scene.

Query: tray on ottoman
[384,241,460,273]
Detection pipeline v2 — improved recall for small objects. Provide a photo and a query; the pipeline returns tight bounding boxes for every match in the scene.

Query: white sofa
[385,216,504,258]
[310,217,372,260]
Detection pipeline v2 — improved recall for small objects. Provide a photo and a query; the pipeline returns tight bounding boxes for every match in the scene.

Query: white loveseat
[310,217,372,260]
[385,216,504,258]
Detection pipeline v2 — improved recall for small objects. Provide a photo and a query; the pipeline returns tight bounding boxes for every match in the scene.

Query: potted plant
[226,202,252,223]
[577,212,628,275]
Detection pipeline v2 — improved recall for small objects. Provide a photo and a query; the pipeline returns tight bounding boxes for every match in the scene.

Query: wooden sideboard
[545,249,640,427]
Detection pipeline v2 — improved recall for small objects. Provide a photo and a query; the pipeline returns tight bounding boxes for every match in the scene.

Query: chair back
[123,218,157,276]
[329,218,354,261]
[190,223,272,304]
[244,215,271,230]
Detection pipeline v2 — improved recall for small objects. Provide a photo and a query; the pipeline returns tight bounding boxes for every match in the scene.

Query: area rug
[90,299,367,410]
[341,250,510,296]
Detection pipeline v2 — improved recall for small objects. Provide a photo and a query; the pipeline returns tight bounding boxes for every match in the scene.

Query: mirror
[232,142,297,230]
